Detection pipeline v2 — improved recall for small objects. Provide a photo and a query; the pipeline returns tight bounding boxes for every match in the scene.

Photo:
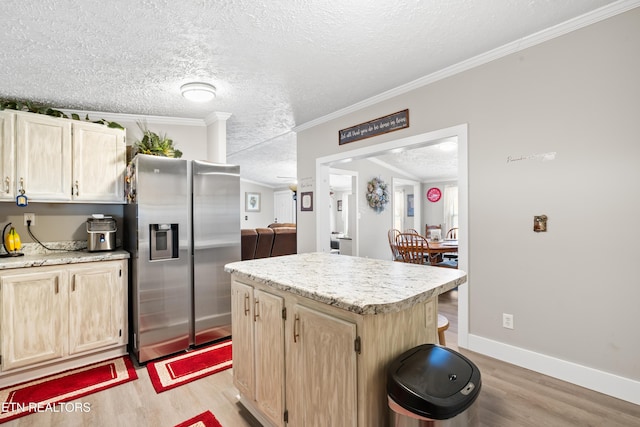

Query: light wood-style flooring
[5,289,640,427]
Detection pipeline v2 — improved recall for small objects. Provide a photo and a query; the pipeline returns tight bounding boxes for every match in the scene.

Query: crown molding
[240,177,278,189]
[58,108,207,127]
[293,0,640,133]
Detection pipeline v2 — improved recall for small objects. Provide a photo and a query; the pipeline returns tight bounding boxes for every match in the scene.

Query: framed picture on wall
[407,194,414,217]
[337,200,342,211]
[301,192,313,211]
[245,192,261,212]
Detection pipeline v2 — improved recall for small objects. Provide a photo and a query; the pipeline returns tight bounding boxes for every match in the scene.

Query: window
[443,186,458,236]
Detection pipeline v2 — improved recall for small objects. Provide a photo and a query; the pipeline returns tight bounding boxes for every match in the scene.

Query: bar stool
[437,314,449,346]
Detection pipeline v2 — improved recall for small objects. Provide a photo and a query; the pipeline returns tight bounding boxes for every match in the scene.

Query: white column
[205,112,232,163]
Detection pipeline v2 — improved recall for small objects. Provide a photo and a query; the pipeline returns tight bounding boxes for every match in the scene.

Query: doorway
[274,190,296,224]
[329,169,358,256]
[393,177,421,234]
[315,124,469,348]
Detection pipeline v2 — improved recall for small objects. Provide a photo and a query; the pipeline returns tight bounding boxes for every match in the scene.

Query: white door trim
[315,123,469,348]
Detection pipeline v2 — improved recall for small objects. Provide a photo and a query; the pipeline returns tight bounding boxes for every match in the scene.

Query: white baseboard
[467,334,640,406]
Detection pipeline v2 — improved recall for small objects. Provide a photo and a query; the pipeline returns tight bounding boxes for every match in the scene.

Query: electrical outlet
[502,313,514,329]
[24,212,36,226]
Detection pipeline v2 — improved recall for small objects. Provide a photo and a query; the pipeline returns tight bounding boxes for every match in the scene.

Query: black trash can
[387,344,481,427]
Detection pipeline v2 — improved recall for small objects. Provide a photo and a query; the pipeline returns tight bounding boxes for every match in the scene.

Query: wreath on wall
[366,177,389,210]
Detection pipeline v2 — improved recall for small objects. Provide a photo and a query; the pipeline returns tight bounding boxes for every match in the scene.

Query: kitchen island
[225,252,466,427]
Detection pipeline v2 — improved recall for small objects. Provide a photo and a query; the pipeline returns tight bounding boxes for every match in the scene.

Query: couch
[241,226,296,260]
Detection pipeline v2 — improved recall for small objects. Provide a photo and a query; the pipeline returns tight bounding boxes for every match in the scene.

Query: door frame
[315,123,469,348]
[392,177,421,234]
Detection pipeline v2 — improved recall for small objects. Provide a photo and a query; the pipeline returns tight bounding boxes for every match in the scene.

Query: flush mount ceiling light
[180,82,216,102]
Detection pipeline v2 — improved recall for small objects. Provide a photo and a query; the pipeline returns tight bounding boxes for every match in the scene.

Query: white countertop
[0,249,130,270]
[225,252,466,315]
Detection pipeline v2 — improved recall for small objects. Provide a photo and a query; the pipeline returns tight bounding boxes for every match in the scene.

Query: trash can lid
[387,344,481,420]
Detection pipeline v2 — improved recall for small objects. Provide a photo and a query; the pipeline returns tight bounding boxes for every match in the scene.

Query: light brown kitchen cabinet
[68,262,126,354]
[230,274,437,427]
[231,280,285,427]
[231,281,255,399]
[0,110,126,203]
[0,260,128,376]
[0,111,15,201]
[71,121,126,202]
[0,268,67,370]
[287,304,357,426]
[15,111,73,201]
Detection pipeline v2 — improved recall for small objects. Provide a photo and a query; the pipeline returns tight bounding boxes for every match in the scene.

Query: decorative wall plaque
[338,109,409,145]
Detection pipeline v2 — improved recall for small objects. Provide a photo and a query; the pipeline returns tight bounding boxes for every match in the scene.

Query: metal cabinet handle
[293,314,300,343]
[253,298,260,322]
[243,293,250,316]
[19,177,25,194]
[75,180,79,196]
[4,176,9,194]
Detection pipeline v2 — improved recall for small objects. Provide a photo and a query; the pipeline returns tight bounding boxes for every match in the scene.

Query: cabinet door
[231,280,255,400]
[0,111,15,201]
[72,122,126,202]
[15,112,72,201]
[254,289,285,427]
[288,305,357,427]
[0,269,67,371]
[68,262,125,355]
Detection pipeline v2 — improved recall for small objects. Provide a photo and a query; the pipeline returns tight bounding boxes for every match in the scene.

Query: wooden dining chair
[445,227,458,240]
[396,232,428,264]
[396,233,458,268]
[387,229,402,261]
[425,224,442,241]
[444,227,459,260]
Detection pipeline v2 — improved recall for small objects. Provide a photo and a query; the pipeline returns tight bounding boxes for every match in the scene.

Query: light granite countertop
[0,245,130,270]
[225,252,466,315]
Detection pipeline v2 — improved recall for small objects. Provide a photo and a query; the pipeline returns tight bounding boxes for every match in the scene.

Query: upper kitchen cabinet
[15,111,72,201]
[72,122,125,202]
[0,111,14,201]
[3,110,126,203]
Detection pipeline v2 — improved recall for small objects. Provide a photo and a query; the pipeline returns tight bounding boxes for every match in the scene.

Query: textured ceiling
[0,0,621,187]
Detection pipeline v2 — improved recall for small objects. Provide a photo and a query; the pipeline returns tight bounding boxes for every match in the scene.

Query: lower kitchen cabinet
[231,275,437,427]
[0,260,128,375]
[68,262,126,355]
[287,304,357,426]
[231,281,285,427]
[0,268,67,370]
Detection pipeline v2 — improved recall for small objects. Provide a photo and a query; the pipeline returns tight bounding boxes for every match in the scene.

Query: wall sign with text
[338,109,409,145]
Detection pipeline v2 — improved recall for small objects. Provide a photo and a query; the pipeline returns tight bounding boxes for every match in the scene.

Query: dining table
[426,239,458,255]
[395,233,459,267]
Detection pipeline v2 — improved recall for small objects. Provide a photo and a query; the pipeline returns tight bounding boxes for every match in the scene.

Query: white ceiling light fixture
[180,82,216,102]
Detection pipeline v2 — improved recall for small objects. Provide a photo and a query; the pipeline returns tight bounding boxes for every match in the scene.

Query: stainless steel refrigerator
[124,154,240,363]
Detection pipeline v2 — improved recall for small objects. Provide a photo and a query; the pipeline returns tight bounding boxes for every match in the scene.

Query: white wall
[120,119,208,161]
[330,190,349,233]
[422,180,457,234]
[296,8,640,403]
[331,158,418,260]
[240,180,275,229]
